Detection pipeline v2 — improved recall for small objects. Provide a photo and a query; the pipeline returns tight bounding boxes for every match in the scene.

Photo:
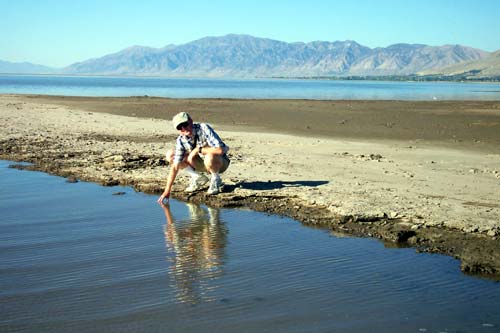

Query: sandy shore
[1,94,499,279]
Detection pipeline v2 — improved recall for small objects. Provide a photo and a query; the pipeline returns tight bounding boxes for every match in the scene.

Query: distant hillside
[419,50,500,78]
[63,34,489,77]
[0,60,55,74]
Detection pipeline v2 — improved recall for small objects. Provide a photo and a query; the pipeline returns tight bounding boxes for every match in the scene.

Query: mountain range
[0,60,55,74]
[1,34,498,78]
[420,50,500,78]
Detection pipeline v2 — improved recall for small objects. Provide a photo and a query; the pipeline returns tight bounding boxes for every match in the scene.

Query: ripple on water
[1,160,499,333]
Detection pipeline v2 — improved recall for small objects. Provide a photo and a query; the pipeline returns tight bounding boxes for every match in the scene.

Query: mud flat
[1,94,499,279]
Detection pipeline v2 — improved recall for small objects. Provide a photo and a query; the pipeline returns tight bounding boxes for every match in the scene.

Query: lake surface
[1,160,499,333]
[1,74,499,100]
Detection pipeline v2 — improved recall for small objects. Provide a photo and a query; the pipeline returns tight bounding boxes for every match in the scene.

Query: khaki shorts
[193,154,230,174]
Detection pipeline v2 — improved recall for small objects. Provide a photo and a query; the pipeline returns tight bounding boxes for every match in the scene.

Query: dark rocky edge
[2,134,499,281]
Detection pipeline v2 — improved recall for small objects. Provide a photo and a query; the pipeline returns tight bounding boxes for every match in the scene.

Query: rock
[463,225,479,233]
[388,211,399,219]
[66,175,78,183]
[101,177,120,186]
[407,236,419,244]
[103,154,124,162]
[356,211,386,222]
[112,191,126,195]
[487,229,498,237]
[396,230,417,243]
[369,154,383,161]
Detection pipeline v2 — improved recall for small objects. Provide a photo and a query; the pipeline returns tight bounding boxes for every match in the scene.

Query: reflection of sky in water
[162,203,227,304]
[1,75,499,100]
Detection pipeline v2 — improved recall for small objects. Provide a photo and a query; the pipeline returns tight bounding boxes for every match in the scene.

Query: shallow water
[1,74,500,100]
[1,160,499,333]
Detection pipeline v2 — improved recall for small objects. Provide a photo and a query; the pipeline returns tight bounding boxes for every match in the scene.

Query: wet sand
[1,94,499,279]
[20,95,500,152]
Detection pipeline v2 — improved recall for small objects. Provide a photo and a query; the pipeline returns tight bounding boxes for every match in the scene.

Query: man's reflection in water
[160,202,228,304]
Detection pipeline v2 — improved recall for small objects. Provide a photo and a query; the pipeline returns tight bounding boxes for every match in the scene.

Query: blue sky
[1,0,499,67]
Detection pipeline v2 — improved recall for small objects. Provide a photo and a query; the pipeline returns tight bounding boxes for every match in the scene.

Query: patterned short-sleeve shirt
[173,123,229,164]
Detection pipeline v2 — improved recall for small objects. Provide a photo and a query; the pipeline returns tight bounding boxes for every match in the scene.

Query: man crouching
[157,112,230,203]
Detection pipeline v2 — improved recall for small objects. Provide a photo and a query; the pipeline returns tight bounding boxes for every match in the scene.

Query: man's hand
[157,191,170,204]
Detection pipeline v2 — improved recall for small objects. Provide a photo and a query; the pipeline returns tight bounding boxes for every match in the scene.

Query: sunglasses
[176,121,190,130]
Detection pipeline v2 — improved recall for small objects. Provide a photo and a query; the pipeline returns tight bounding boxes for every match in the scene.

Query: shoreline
[3,72,500,83]
[1,94,499,280]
